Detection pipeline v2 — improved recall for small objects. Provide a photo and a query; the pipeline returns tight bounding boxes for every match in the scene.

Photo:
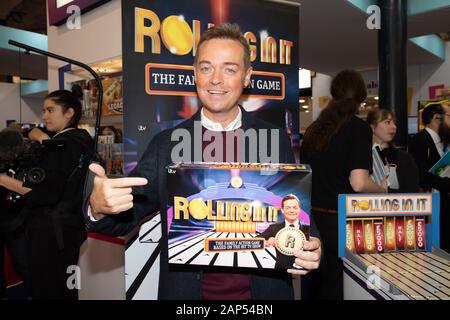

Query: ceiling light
[305,110,310,113]
[374,96,379,100]
[299,99,305,103]
[302,105,309,109]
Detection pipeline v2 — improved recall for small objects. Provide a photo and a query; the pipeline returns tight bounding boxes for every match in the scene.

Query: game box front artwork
[166,163,312,270]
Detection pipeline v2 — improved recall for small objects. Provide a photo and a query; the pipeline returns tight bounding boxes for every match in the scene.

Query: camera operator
[0,129,31,299]
[0,90,93,300]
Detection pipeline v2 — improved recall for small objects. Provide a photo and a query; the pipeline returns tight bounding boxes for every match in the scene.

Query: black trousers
[308,210,343,300]
[0,226,30,298]
[27,225,84,300]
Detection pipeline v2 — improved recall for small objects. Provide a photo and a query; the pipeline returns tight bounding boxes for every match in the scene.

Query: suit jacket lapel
[423,130,441,163]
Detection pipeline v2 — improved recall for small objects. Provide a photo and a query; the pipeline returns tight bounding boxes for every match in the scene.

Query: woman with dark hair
[100,125,123,143]
[0,90,93,300]
[300,70,386,300]
[367,108,419,193]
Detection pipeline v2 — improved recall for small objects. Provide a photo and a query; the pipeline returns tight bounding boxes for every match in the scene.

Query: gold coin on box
[188,198,208,220]
[160,15,193,55]
[275,227,306,256]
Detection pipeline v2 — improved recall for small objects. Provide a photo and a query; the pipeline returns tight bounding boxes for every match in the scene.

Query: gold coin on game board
[275,227,306,256]
[188,198,208,220]
[161,15,193,55]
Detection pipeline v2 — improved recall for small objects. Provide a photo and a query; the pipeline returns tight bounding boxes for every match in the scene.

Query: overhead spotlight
[305,110,310,113]
[299,99,305,103]
[302,105,309,109]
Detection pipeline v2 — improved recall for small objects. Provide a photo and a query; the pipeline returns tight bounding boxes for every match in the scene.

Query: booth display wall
[0,83,23,129]
[47,0,121,91]
[311,72,332,121]
[299,108,312,133]
[0,83,43,130]
[78,236,126,300]
[122,0,300,169]
[409,42,450,109]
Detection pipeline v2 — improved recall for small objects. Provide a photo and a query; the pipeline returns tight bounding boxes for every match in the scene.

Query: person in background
[440,100,450,150]
[409,103,450,252]
[300,69,386,300]
[0,90,93,299]
[367,108,419,193]
[100,125,123,143]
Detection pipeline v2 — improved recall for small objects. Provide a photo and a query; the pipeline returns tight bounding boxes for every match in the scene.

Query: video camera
[0,130,65,185]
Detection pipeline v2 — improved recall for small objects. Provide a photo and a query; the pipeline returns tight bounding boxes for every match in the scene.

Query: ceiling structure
[0,0,449,79]
[295,0,450,75]
[0,0,47,81]
[0,47,47,79]
[0,0,47,35]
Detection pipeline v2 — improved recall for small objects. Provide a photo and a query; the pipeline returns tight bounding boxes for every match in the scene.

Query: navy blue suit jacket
[88,107,318,299]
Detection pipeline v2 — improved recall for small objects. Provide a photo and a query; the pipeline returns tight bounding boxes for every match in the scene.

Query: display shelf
[62,57,125,177]
[80,114,123,126]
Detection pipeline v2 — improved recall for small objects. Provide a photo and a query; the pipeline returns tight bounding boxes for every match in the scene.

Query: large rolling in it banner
[121,0,300,298]
[122,0,299,172]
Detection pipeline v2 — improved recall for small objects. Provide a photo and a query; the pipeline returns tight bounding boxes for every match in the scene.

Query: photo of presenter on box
[86,23,321,300]
[261,194,311,270]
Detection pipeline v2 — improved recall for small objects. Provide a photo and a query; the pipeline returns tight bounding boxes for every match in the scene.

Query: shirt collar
[53,127,75,138]
[200,107,242,131]
[285,219,300,228]
[425,127,442,145]
[425,127,444,156]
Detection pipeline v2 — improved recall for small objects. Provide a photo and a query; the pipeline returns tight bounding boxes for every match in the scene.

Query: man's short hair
[281,194,301,208]
[422,103,444,125]
[193,23,251,70]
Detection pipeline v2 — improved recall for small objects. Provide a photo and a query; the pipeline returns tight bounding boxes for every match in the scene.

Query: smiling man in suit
[87,23,321,299]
